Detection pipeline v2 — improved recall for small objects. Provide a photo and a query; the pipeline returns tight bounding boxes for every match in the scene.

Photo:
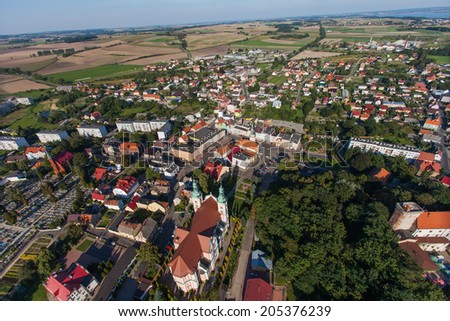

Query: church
[168,180,229,293]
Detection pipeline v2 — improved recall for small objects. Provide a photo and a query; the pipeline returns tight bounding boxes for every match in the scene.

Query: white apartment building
[348,137,421,160]
[0,136,29,150]
[36,130,70,143]
[77,125,108,138]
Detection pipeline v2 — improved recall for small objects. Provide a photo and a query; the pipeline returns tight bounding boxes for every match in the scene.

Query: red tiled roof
[44,265,91,301]
[441,176,450,186]
[418,152,435,162]
[115,176,137,194]
[244,278,273,301]
[417,211,450,229]
[169,197,221,278]
[53,151,74,165]
[398,241,438,271]
[25,147,46,154]
[94,168,107,181]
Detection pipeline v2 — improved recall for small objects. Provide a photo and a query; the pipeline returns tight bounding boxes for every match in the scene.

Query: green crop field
[146,36,176,43]
[232,37,314,48]
[0,101,58,130]
[428,55,450,65]
[47,64,142,82]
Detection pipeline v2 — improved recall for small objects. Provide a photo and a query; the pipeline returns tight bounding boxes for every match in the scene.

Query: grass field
[268,75,288,86]
[121,106,147,117]
[47,64,142,82]
[0,101,58,130]
[76,239,94,252]
[429,55,450,65]
[146,36,176,43]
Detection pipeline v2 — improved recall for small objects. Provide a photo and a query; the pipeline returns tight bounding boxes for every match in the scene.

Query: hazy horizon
[1,1,450,35]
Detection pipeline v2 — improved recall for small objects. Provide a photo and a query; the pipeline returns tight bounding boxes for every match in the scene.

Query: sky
[1,0,449,35]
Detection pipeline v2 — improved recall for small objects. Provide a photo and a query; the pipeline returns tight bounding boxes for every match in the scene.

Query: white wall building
[36,130,69,143]
[348,137,421,160]
[77,125,108,138]
[0,136,29,150]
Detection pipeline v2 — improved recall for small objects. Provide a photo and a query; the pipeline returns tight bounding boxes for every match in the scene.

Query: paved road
[93,246,137,301]
[226,217,255,301]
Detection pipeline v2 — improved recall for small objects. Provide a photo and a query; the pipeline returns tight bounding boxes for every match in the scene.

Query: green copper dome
[218,183,226,204]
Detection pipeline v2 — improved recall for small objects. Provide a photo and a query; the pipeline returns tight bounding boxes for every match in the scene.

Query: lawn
[429,55,450,65]
[47,64,142,82]
[121,106,147,117]
[268,75,288,86]
[76,239,94,252]
[0,101,58,130]
[97,211,114,228]
[31,284,48,301]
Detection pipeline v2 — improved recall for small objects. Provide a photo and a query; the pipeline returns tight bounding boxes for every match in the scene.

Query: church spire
[218,182,226,204]
[192,178,201,199]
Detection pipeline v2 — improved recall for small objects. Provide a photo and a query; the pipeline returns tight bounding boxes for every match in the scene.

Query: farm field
[293,50,342,60]
[186,32,248,50]
[0,79,51,94]
[46,64,142,82]
[124,52,187,65]
[231,34,317,49]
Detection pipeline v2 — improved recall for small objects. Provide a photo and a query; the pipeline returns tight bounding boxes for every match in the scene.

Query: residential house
[44,263,99,301]
[25,146,47,160]
[104,199,124,211]
[49,151,74,175]
[113,176,139,198]
[369,168,391,185]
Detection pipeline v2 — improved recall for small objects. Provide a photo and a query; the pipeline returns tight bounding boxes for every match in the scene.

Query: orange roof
[417,211,450,229]
[216,144,231,156]
[120,142,141,153]
[25,147,46,154]
[370,168,391,184]
[418,152,435,162]
[236,139,258,151]
[191,120,207,132]
[168,197,221,278]
[417,161,441,174]
[425,118,441,126]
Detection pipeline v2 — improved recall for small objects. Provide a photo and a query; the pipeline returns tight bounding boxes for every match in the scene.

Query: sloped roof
[168,197,221,278]
[251,250,273,271]
[417,211,450,229]
[244,278,273,301]
[44,264,92,301]
[418,151,435,162]
[399,241,438,271]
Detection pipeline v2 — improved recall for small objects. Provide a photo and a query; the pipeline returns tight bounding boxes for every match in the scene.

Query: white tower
[192,179,203,212]
[217,183,229,225]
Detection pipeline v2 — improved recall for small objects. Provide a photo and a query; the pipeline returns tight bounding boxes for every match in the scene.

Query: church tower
[217,183,229,225]
[192,179,203,212]
[249,121,256,142]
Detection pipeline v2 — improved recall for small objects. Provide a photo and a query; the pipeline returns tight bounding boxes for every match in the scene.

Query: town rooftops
[417,211,450,230]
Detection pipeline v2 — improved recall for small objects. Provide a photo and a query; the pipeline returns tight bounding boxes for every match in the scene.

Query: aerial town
[0,10,450,303]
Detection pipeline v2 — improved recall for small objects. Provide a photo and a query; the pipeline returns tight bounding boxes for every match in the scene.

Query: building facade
[36,130,70,143]
[168,181,228,293]
[0,136,29,150]
[77,125,108,138]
